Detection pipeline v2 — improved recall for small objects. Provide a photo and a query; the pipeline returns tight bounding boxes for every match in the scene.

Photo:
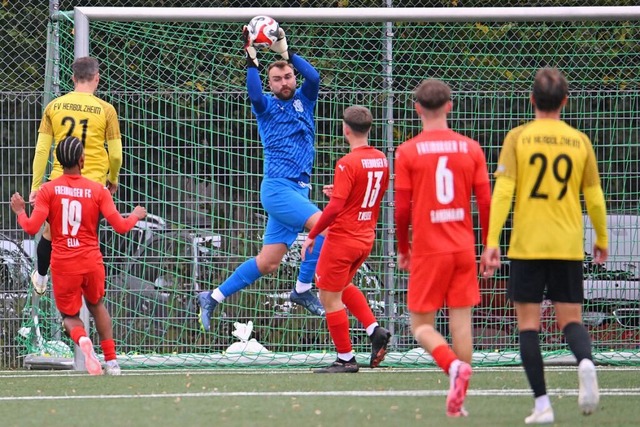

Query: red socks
[100,339,117,362]
[432,344,457,374]
[342,284,376,329]
[326,309,351,353]
[70,326,87,345]
[69,327,117,362]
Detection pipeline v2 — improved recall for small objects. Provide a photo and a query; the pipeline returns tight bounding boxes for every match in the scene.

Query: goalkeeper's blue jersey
[253,89,316,180]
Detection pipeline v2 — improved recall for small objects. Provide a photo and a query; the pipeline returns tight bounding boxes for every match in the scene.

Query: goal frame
[31,6,640,371]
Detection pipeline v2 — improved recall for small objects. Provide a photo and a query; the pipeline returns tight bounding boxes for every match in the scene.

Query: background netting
[5,7,640,368]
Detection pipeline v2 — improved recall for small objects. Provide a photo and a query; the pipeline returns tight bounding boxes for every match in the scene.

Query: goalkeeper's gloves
[242,26,259,68]
[269,27,290,62]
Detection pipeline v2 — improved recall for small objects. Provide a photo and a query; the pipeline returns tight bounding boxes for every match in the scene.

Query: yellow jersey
[494,118,602,260]
[35,91,121,186]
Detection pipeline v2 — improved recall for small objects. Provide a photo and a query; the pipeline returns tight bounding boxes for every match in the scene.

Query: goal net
[20,7,640,369]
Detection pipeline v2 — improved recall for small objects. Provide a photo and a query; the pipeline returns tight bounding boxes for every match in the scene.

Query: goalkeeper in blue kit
[198,23,326,331]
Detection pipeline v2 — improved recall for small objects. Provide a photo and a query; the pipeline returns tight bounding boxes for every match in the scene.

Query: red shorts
[315,238,371,292]
[407,250,479,313]
[51,267,105,316]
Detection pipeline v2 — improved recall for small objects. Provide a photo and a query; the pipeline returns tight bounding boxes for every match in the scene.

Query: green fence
[0,3,638,368]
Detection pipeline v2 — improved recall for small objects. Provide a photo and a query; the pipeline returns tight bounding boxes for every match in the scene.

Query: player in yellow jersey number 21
[29,57,123,296]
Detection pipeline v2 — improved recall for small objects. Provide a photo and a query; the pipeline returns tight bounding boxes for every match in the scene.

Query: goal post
[23,6,640,370]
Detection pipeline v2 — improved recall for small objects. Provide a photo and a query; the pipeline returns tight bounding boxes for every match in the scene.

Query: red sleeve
[394,189,412,254]
[331,158,355,200]
[474,180,491,246]
[308,196,347,240]
[17,210,48,235]
[104,212,138,234]
[18,186,51,235]
[473,144,491,246]
[99,189,138,233]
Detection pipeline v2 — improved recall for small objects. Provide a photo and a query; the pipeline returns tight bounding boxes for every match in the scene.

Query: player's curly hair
[56,136,84,169]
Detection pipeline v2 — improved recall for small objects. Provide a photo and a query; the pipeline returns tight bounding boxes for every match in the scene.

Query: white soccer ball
[247,15,280,48]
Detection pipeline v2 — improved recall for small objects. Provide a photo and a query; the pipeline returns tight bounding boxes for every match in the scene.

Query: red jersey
[395,129,490,256]
[324,146,389,246]
[18,175,138,274]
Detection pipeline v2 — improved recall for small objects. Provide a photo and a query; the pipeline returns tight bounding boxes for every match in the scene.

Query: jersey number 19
[61,198,82,236]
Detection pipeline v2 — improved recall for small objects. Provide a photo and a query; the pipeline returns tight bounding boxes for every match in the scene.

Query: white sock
[211,289,226,303]
[295,280,312,294]
[338,352,354,362]
[535,395,551,412]
[366,322,379,336]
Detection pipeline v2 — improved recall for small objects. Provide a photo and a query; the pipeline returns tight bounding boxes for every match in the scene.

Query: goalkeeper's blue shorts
[260,177,320,247]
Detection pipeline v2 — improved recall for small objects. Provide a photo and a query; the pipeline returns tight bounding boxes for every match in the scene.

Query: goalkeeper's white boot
[578,359,599,415]
[79,336,103,376]
[31,270,48,295]
[525,406,554,424]
[105,359,122,376]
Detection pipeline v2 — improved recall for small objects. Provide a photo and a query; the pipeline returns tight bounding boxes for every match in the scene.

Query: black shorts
[507,259,584,303]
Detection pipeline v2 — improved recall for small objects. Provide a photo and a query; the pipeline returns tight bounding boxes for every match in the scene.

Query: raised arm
[268,27,320,102]
[242,25,268,113]
[247,67,267,113]
[290,54,320,102]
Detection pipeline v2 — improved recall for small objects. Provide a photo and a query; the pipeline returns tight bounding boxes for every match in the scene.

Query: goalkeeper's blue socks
[215,234,323,300]
[297,234,324,284]
[217,258,262,299]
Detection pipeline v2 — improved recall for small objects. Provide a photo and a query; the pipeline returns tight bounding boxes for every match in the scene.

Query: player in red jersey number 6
[395,79,492,416]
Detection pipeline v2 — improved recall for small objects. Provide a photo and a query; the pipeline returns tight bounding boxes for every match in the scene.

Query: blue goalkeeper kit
[246,53,321,247]
[253,86,315,181]
[249,54,318,181]
[216,54,324,299]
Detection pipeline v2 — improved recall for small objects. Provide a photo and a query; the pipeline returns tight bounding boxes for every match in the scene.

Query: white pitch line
[1,388,640,402]
[1,365,639,378]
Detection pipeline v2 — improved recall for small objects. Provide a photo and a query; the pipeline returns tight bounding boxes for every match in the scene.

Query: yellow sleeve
[494,127,521,179]
[579,134,601,189]
[31,132,54,191]
[107,138,123,184]
[486,176,516,248]
[584,185,608,249]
